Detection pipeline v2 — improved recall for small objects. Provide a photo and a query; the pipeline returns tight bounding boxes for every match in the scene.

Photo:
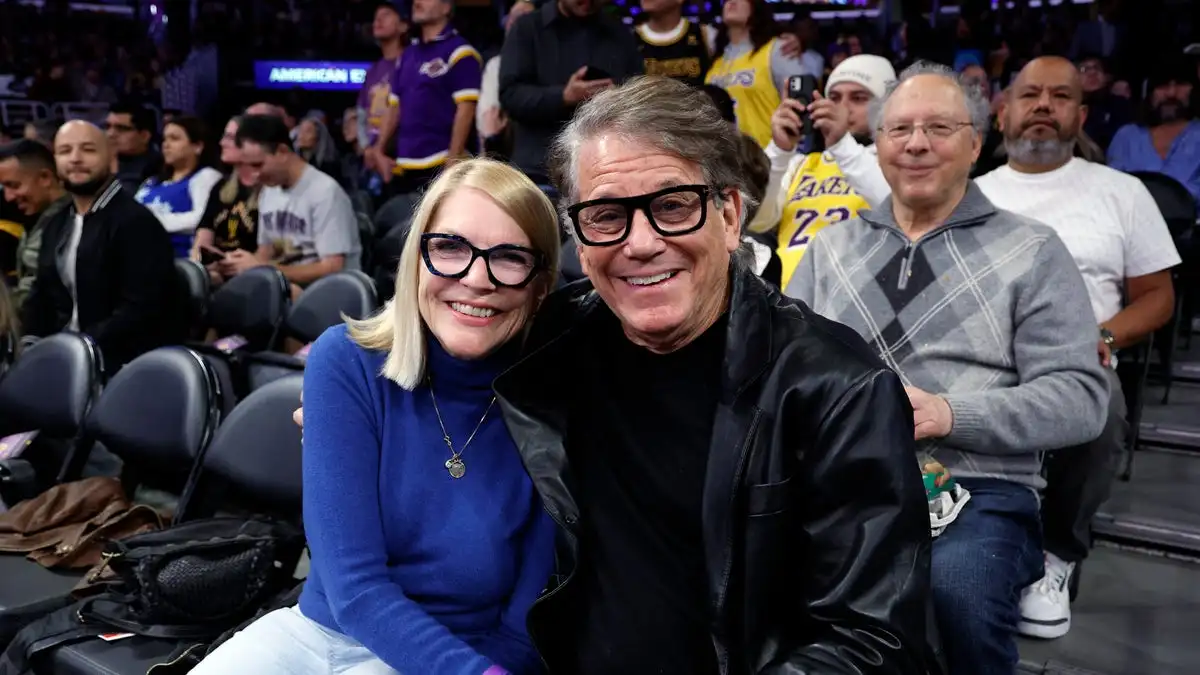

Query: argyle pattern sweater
[787,182,1108,490]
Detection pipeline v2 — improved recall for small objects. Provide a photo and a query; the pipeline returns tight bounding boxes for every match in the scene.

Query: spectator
[476,0,535,148]
[0,139,67,308]
[978,57,1180,639]
[498,0,643,189]
[516,76,931,674]
[134,115,222,258]
[193,117,260,288]
[377,0,482,196]
[22,119,59,148]
[79,66,118,104]
[959,61,1006,175]
[635,0,714,88]
[751,54,895,288]
[706,0,812,148]
[191,159,561,675]
[787,62,1108,675]
[1107,61,1200,209]
[358,0,408,180]
[22,121,182,368]
[223,115,360,297]
[294,116,341,180]
[105,102,163,193]
[1078,54,1133,150]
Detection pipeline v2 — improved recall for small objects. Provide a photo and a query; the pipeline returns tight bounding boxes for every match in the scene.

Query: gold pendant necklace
[429,379,496,480]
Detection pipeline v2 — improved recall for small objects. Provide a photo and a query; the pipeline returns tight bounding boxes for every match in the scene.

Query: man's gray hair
[547,76,754,230]
[868,61,992,140]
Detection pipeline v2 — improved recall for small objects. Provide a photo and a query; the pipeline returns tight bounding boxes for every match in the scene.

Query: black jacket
[495,264,934,674]
[498,1,644,181]
[21,180,183,368]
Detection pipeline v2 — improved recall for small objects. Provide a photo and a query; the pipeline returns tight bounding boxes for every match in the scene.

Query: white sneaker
[1017,552,1074,639]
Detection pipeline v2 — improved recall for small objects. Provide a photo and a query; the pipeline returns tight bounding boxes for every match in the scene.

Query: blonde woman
[191,158,561,675]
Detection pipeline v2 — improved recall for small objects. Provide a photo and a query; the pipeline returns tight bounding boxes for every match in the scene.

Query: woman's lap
[190,606,399,675]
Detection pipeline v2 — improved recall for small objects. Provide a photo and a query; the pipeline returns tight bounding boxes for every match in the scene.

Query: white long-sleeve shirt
[749,134,890,234]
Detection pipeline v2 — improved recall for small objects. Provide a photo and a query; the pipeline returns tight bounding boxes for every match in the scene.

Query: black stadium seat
[245,271,378,392]
[0,347,221,640]
[0,334,105,622]
[46,375,307,675]
[174,259,211,340]
[195,266,292,412]
[0,333,104,494]
[206,266,292,353]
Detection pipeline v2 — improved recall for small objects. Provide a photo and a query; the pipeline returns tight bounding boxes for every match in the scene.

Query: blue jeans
[932,478,1043,675]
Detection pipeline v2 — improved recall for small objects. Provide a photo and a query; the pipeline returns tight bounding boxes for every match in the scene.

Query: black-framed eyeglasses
[566,184,712,247]
[419,233,545,288]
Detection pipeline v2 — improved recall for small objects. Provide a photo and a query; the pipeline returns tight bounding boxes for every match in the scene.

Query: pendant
[445,457,466,479]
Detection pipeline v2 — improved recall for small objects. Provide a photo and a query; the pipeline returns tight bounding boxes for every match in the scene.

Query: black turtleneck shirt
[563,310,727,675]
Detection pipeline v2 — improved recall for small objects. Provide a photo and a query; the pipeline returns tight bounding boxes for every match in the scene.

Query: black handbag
[79,516,305,640]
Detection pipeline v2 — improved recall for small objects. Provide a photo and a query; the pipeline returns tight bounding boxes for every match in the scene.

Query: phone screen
[200,247,226,266]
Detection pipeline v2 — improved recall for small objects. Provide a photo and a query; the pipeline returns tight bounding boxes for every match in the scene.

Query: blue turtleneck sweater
[298,324,555,675]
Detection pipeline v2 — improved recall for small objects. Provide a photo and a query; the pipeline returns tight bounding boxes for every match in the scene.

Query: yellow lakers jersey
[705,38,779,148]
[778,152,871,288]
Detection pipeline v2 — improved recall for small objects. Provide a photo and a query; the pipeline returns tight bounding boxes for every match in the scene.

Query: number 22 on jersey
[787,206,851,248]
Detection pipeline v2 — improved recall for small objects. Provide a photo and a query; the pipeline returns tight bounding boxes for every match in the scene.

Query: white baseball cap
[824,55,897,100]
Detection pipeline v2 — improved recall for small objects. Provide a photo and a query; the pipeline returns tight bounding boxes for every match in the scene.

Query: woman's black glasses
[566,184,711,247]
[419,233,545,289]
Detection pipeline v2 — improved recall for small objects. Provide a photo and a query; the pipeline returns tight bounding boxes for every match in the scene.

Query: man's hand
[905,386,954,440]
[219,249,263,277]
[563,66,612,106]
[479,106,508,138]
[777,32,803,58]
[770,98,806,152]
[807,91,851,147]
[1098,339,1113,368]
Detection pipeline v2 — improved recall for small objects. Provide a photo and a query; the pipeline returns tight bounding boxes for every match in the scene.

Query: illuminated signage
[254,61,372,91]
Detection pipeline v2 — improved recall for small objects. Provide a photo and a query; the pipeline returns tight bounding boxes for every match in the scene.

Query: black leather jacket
[494,264,934,674]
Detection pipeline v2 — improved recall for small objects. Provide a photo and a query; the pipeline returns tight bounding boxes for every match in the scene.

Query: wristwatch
[1100,327,1116,347]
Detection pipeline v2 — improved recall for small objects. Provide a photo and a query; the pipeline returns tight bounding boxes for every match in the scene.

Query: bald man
[976,56,1181,639]
[22,121,184,368]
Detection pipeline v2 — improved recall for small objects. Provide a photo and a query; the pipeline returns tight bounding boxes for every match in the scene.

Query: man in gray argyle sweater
[787,62,1107,675]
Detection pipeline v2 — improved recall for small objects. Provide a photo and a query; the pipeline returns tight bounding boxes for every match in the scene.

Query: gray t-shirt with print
[258,165,361,270]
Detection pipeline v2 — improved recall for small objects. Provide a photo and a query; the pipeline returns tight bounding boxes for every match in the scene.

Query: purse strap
[77,597,226,641]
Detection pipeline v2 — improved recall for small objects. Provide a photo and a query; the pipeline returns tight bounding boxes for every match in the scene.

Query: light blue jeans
[190,606,399,675]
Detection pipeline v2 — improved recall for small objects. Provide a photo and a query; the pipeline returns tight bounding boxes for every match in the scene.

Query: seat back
[0,333,103,438]
[285,271,378,345]
[357,211,375,273]
[560,240,584,283]
[1130,171,1197,239]
[207,266,291,350]
[175,258,211,339]
[80,347,221,497]
[180,374,304,520]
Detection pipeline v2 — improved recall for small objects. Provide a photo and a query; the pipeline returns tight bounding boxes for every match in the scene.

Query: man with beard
[976,56,1180,639]
[750,54,895,288]
[0,139,67,307]
[358,1,408,182]
[22,121,182,368]
[1107,60,1200,209]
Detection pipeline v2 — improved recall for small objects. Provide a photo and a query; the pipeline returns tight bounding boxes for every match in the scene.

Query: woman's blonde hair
[347,158,562,389]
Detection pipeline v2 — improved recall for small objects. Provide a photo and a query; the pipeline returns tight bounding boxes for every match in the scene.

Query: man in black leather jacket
[493,76,933,675]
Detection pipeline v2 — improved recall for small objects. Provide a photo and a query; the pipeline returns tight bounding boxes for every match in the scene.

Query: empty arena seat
[244,271,378,392]
[175,259,211,340]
